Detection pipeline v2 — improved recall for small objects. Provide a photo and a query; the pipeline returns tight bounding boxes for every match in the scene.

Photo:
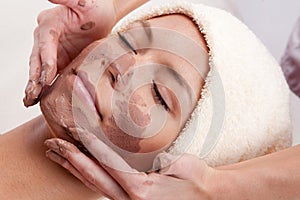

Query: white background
[0,0,299,145]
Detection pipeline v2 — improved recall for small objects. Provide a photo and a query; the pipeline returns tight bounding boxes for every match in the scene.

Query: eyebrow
[117,20,153,55]
[171,69,184,86]
[117,32,137,54]
[139,20,153,41]
[154,66,192,94]
[153,67,194,112]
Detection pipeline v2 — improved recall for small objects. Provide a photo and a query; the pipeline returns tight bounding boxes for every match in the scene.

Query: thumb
[159,154,209,181]
[48,0,96,11]
[152,152,180,172]
[48,0,79,8]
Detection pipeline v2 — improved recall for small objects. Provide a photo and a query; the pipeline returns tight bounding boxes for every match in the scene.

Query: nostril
[72,68,78,75]
[95,98,103,121]
[99,112,103,121]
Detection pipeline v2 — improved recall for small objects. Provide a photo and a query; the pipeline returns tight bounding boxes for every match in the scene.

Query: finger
[48,0,80,8]
[152,151,179,171]
[45,138,129,200]
[76,130,150,194]
[48,0,96,11]
[38,24,59,85]
[56,44,73,71]
[45,150,101,194]
[159,153,210,181]
[24,28,43,107]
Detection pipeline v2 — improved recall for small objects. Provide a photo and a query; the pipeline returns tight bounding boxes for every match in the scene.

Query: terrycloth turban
[111,0,292,168]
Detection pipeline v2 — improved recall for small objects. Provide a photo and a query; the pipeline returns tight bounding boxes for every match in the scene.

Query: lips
[72,71,102,121]
[77,71,96,101]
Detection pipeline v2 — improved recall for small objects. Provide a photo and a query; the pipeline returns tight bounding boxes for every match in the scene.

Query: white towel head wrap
[109,0,292,169]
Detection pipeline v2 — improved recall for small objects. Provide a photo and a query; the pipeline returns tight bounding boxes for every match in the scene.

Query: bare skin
[2,115,296,199]
[45,136,300,200]
[0,116,101,200]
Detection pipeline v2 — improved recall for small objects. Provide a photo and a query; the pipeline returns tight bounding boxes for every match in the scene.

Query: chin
[40,71,77,141]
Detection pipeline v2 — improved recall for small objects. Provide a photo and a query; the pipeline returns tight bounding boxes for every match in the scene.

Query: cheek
[102,118,142,153]
[101,94,151,153]
[126,93,182,153]
[40,74,78,139]
[129,94,151,127]
[138,115,181,152]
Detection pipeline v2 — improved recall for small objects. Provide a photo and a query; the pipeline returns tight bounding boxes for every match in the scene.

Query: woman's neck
[0,116,100,200]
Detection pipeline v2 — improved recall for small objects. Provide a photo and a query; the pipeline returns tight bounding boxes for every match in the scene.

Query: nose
[95,51,155,122]
[95,68,115,122]
[113,53,136,76]
[95,54,136,122]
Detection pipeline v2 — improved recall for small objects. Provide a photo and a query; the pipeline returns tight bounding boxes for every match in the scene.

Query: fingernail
[44,139,60,151]
[45,149,53,158]
[45,138,79,156]
[45,150,64,164]
[45,139,67,156]
[85,182,99,193]
[41,62,57,86]
[23,80,42,107]
[40,63,48,86]
[23,81,33,107]
[40,71,46,87]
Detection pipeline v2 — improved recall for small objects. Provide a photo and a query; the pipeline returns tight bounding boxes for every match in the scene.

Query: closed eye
[152,80,169,111]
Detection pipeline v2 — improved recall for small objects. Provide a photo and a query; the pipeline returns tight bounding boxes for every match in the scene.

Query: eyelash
[152,80,169,111]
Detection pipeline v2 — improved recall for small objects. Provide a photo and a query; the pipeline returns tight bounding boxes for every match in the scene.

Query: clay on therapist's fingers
[24,80,42,107]
[81,21,96,31]
[78,0,86,7]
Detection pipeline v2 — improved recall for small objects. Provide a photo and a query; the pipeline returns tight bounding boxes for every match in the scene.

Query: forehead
[121,14,209,52]
[119,14,209,97]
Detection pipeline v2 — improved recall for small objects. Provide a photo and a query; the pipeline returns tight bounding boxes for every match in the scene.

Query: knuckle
[81,167,96,184]
[29,55,38,66]
[33,27,39,38]
[37,10,49,24]
[130,179,153,200]
[61,160,71,170]
[179,153,198,165]
[38,40,47,49]
[131,189,148,200]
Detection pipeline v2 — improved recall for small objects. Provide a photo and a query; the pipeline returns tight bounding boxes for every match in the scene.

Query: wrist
[207,169,241,200]
[112,0,149,22]
[97,0,119,36]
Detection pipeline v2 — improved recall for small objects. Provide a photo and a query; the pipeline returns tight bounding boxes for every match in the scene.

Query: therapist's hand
[44,134,222,200]
[24,0,117,107]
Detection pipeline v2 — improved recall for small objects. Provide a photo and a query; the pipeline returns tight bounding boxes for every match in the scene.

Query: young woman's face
[40,14,209,156]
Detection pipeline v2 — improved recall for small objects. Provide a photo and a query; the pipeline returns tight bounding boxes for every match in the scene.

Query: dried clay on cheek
[103,117,142,153]
[129,94,151,127]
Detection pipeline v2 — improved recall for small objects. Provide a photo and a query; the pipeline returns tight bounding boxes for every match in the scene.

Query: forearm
[213,145,300,199]
[113,0,149,22]
[0,116,100,200]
